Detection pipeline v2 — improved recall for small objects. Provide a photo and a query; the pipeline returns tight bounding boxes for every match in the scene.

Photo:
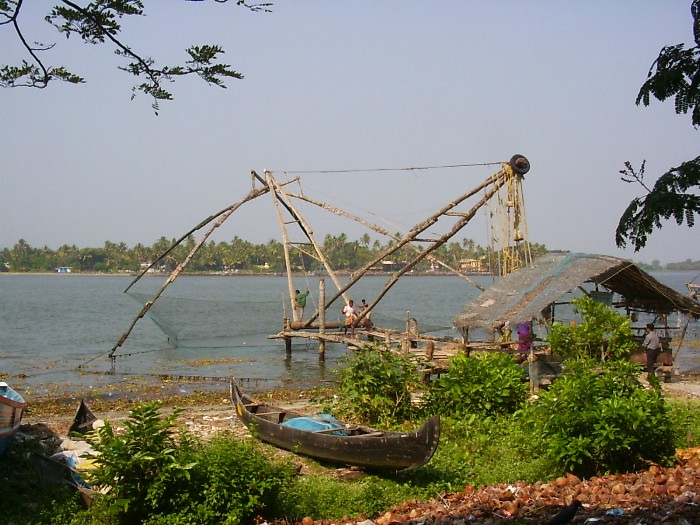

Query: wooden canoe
[0,382,26,457]
[231,381,440,472]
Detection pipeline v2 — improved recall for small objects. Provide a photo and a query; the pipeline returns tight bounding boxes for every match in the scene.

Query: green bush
[519,359,676,477]
[0,438,85,525]
[83,402,195,523]
[421,352,528,418]
[547,295,637,360]
[157,434,297,524]
[82,401,297,525]
[668,399,700,449]
[332,343,422,426]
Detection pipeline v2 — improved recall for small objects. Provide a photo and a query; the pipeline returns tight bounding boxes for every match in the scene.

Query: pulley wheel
[509,154,530,175]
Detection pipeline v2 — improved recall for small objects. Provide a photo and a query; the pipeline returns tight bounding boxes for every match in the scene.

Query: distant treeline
[636,259,700,272]
[3,237,697,274]
[1,235,550,274]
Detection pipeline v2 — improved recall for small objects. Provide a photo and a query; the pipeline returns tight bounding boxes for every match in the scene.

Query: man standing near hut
[642,323,661,376]
[294,289,310,321]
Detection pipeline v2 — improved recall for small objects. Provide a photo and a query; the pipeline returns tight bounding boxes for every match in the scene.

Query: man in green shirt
[294,289,310,321]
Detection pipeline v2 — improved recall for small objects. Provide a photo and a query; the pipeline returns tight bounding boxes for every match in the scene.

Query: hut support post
[528,348,538,393]
[671,313,692,375]
[319,279,326,361]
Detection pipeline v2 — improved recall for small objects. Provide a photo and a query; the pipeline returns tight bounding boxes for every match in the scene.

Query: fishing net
[127,292,283,349]
[127,290,458,350]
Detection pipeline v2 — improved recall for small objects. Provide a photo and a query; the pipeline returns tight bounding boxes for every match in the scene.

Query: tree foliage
[519,359,676,478]
[616,158,700,251]
[0,0,271,112]
[421,352,528,419]
[617,0,700,250]
[547,295,637,361]
[330,344,423,426]
[636,0,700,127]
[1,235,548,274]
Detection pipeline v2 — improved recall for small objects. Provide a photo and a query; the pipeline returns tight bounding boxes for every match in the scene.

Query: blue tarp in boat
[281,414,348,435]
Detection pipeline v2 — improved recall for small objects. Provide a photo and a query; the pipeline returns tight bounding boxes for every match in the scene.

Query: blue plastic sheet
[281,414,348,435]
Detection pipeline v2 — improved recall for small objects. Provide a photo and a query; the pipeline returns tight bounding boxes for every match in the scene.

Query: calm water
[1,271,698,398]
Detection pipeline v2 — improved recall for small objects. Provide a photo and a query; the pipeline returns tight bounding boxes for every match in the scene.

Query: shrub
[519,358,676,477]
[332,343,422,425]
[667,399,700,449]
[83,401,297,524]
[160,434,298,524]
[83,402,196,523]
[421,352,529,418]
[547,295,637,360]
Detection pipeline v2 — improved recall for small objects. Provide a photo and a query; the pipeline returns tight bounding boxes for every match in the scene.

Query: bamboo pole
[108,185,270,359]
[267,174,349,316]
[672,313,692,365]
[125,181,271,292]
[266,170,298,322]
[286,191,486,292]
[305,166,510,323]
[319,278,326,361]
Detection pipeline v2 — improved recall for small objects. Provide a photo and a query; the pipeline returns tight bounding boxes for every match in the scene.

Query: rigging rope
[278,161,503,175]
[296,248,318,311]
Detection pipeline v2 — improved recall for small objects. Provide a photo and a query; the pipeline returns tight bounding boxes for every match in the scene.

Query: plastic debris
[605,508,624,516]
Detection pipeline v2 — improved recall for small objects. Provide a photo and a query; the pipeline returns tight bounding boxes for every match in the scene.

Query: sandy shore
[21,383,325,442]
[19,372,700,445]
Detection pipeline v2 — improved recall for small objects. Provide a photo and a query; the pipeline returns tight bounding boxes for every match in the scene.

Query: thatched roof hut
[453,252,700,334]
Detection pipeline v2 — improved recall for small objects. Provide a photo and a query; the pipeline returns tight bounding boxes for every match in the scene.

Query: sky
[2,1,699,265]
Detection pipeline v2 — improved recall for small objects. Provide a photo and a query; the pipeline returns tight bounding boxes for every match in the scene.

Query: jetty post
[284,315,292,356]
[319,278,326,361]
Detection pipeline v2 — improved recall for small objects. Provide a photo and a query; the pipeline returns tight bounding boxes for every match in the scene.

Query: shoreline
[0,270,495,277]
[18,373,700,449]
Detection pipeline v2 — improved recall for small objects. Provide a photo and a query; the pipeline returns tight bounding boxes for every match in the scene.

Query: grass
[3,390,700,524]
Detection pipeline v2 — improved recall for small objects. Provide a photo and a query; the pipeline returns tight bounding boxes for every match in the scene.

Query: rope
[278,161,503,175]
[297,250,318,310]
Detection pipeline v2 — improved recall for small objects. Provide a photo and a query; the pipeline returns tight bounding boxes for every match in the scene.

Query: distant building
[459,258,485,273]
[381,260,405,272]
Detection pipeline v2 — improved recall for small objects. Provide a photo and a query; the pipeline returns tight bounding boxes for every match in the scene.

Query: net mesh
[127,291,457,348]
[128,292,282,348]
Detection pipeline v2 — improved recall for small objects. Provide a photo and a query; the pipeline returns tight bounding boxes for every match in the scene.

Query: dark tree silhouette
[0,0,272,112]
[617,0,700,250]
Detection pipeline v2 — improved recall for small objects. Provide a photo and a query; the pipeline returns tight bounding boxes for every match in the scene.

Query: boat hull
[0,382,26,457]
[231,381,439,472]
